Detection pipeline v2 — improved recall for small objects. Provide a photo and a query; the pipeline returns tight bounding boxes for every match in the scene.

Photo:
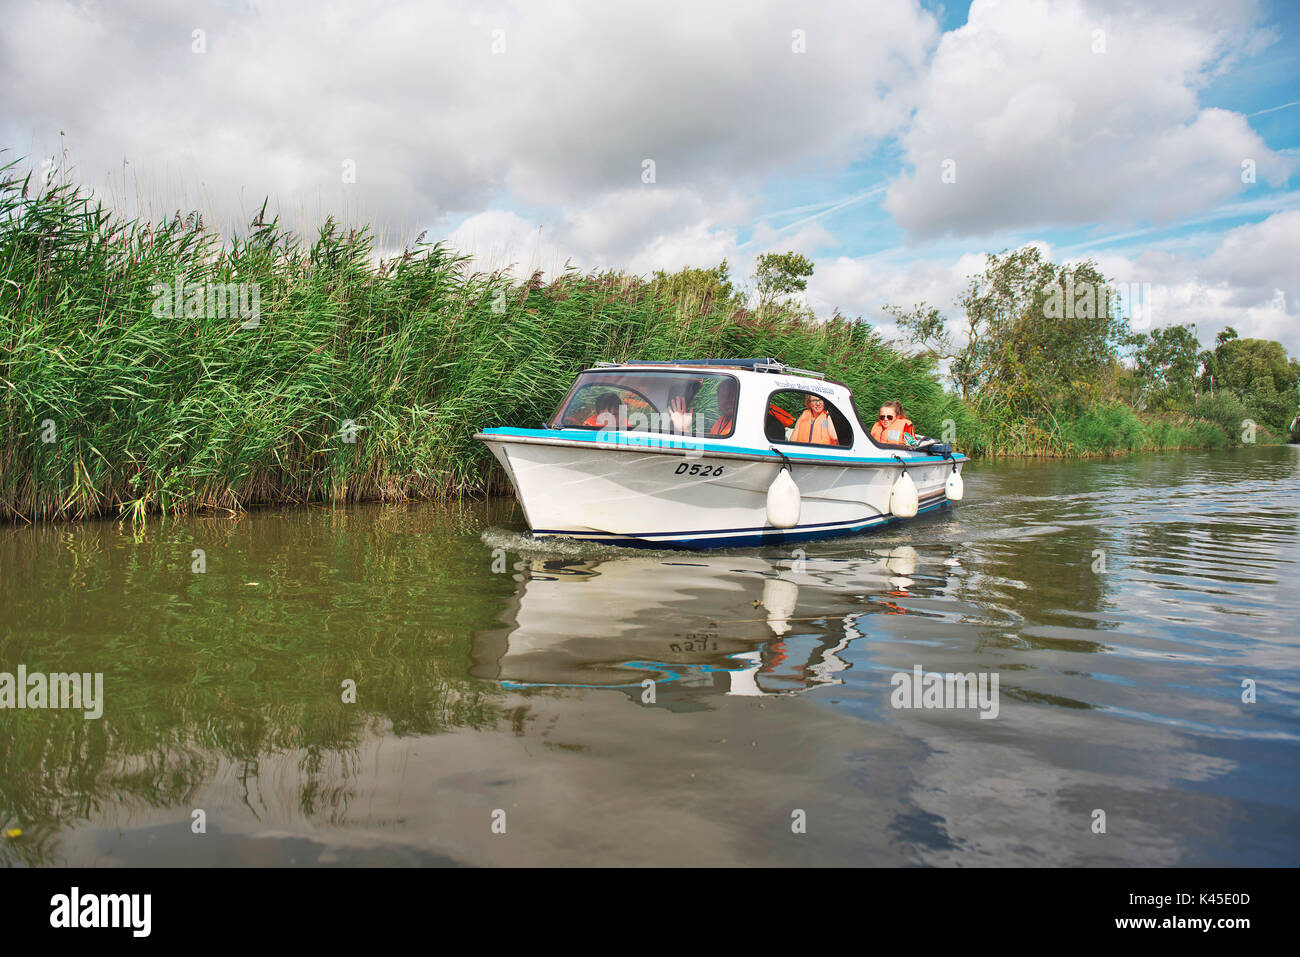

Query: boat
[470,552,925,697]
[474,358,967,549]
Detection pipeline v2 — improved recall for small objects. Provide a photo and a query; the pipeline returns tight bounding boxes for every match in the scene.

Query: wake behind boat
[475,358,967,548]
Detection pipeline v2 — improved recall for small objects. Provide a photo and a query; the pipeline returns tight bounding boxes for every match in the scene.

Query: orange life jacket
[710,414,734,436]
[584,412,616,428]
[767,403,795,427]
[871,418,914,444]
[793,410,835,444]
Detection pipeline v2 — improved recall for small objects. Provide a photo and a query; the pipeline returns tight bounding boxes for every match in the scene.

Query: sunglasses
[878,414,895,421]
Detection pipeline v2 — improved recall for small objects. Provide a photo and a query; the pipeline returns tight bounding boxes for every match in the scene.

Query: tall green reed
[0,160,960,523]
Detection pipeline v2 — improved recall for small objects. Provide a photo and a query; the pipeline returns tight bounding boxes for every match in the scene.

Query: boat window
[557,383,654,430]
[552,370,739,437]
[765,389,853,448]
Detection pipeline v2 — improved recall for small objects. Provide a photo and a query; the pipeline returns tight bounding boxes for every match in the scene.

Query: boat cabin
[548,357,907,454]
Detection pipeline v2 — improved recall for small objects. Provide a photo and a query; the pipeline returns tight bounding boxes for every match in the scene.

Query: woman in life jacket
[792,394,839,445]
[870,401,915,445]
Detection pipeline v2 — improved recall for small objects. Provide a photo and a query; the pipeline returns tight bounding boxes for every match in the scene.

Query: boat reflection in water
[470,545,928,702]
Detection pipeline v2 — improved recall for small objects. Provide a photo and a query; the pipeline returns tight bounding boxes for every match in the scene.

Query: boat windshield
[551,370,739,437]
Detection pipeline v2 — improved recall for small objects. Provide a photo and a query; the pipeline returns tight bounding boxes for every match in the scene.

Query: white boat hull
[481,433,960,548]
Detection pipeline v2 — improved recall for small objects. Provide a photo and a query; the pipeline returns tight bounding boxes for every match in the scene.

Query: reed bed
[0,162,963,523]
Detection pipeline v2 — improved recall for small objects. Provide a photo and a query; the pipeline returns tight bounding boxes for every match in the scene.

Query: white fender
[761,578,799,636]
[945,466,964,501]
[890,470,918,518]
[766,467,801,528]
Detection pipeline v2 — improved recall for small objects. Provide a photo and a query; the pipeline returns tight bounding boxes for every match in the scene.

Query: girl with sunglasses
[870,401,915,445]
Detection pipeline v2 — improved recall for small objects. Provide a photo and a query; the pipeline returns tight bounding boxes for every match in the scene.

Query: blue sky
[3,0,1297,351]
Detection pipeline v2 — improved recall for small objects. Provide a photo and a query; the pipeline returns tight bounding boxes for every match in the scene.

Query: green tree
[650,260,740,315]
[754,251,814,310]
[1199,329,1300,433]
[889,245,1129,416]
[1131,323,1201,412]
[1197,327,1235,393]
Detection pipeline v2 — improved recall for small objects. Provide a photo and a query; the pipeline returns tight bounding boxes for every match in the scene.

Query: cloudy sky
[3,0,1297,351]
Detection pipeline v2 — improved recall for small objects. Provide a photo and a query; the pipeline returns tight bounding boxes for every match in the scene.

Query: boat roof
[595,358,827,380]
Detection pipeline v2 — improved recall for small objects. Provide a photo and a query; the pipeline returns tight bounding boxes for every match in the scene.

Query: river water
[1,446,1297,866]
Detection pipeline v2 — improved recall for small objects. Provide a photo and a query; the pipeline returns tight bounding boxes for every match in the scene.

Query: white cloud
[1202,210,1300,309]
[1088,211,1300,348]
[445,210,547,273]
[441,188,838,286]
[560,188,750,267]
[806,252,978,340]
[440,189,749,279]
[1,0,938,238]
[884,0,1294,238]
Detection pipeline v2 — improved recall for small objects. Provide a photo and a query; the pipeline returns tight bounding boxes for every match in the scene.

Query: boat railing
[595,358,827,380]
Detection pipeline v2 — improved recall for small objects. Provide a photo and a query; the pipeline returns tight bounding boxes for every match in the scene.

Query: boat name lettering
[772,378,836,396]
[670,633,719,652]
[674,463,725,477]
